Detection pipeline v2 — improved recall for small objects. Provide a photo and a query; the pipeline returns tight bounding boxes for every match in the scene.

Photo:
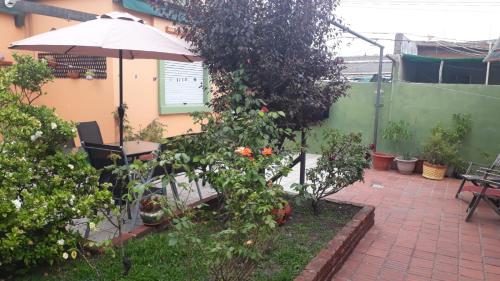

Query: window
[159,60,210,114]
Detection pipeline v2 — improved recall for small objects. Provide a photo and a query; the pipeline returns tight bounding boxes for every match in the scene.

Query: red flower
[262,147,273,156]
[260,106,269,113]
[369,143,376,151]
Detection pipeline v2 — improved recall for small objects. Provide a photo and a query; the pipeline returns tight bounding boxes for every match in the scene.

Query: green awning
[403,54,485,63]
[121,0,186,22]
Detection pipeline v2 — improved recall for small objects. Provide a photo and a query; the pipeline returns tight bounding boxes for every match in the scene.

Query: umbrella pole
[118,50,124,147]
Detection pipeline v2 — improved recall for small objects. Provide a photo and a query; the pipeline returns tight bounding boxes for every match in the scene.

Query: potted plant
[139,194,168,226]
[370,142,396,171]
[272,201,292,225]
[67,68,80,79]
[421,126,458,180]
[382,120,418,174]
[43,55,57,67]
[85,69,95,80]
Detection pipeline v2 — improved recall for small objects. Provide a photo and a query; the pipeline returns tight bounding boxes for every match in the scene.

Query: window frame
[158,60,211,115]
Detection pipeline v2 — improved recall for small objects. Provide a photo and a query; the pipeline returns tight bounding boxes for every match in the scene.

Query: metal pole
[373,47,384,148]
[299,129,306,185]
[438,60,444,83]
[486,62,491,85]
[333,21,385,148]
[118,50,124,147]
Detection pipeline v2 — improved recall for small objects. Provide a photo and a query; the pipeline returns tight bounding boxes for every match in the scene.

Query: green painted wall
[308,82,500,164]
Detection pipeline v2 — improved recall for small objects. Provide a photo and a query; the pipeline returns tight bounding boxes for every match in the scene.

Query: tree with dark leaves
[149,0,349,142]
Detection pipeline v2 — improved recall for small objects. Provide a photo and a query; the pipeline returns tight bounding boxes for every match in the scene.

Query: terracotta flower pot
[67,70,80,79]
[272,202,292,225]
[371,151,395,171]
[422,162,447,180]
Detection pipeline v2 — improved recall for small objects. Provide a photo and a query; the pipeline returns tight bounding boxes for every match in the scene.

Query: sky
[335,0,500,56]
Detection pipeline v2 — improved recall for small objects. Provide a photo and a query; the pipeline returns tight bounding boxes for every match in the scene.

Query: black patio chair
[81,142,129,201]
[77,121,104,144]
[456,153,500,198]
[81,142,131,236]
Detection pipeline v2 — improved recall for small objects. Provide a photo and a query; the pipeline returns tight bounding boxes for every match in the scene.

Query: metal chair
[463,167,500,221]
[77,121,104,144]
[154,142,204,201]
[81,142,130,237]
[456,154,500,198]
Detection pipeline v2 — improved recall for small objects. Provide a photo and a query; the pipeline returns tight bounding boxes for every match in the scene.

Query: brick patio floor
[329,169,500,281]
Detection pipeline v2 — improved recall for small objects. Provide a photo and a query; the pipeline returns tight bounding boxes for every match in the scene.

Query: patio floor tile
[327,167,500,281]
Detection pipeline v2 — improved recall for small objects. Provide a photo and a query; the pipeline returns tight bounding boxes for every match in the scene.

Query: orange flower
[236,147,252,157]
[260,106,269,113]
[241,147,252,157]
[262,147,272,156]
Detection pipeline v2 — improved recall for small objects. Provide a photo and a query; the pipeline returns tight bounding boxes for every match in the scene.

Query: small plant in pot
[382,120,417,174]
[139,194,168,226]
[84,69,96,80]
[421,126,458,180]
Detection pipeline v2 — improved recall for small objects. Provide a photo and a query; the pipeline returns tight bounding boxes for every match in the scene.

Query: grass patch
[16,199,359,281]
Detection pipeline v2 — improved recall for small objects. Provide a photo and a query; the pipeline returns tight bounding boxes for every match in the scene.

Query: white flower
[89,222,97,231]
[57,239,65,246]
[50,122,57,130]
[30,131,43,141]
[69,195,75,205]
[11,198,22,210]
[67,164,74,170]
[62,252,68,259]
[71,128,76,133]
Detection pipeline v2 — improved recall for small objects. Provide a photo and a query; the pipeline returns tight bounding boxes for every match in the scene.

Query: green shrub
[164,97,292,281]
[422,126,459,166]
[422,114,472,167]
[0,57,112,272]
[295,129,369,214]
[382,120,413,159]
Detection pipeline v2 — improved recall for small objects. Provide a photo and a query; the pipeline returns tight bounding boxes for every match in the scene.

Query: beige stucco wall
[0,0,200,144]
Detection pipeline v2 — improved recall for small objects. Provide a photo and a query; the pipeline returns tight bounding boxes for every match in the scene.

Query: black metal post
[118,50,124,147]
[300,129,306,185]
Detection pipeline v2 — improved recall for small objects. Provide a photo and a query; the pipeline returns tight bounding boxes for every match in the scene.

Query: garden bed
[18,198,373,281]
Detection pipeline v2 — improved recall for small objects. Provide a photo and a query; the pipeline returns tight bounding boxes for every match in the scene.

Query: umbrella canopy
[9,12,202,146]
[484,37,500,62]
[9,11,200,62]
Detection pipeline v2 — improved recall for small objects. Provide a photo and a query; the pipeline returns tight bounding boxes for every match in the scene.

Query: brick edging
[294,199,375,281]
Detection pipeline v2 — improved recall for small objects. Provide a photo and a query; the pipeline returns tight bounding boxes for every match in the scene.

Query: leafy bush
[422,126,458,166]
[10,53,54,105]
[422,114,472,167]
[164,97,292,281]
[382,120,413,159]
[0,57,111,272]
[295,130,369,214]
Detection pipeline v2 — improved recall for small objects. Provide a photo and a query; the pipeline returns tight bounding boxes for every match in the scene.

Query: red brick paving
[330,169,500,281]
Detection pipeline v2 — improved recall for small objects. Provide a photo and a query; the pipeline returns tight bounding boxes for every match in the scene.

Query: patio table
[107,140,160,158]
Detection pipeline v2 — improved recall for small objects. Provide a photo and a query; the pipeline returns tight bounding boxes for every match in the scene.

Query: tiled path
[330,169,500,281]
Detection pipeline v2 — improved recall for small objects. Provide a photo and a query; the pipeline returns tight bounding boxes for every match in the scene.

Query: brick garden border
[294,199,375,281]
[102,195,374,281]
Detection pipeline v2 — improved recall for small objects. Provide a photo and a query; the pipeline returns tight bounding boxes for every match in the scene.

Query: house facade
[0,0,203,144]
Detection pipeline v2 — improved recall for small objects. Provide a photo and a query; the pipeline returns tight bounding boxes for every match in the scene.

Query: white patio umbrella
[9,11,202,146]
[484,37,500,62]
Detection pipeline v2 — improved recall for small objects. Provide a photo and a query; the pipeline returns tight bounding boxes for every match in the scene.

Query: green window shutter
[158,60,211,115]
